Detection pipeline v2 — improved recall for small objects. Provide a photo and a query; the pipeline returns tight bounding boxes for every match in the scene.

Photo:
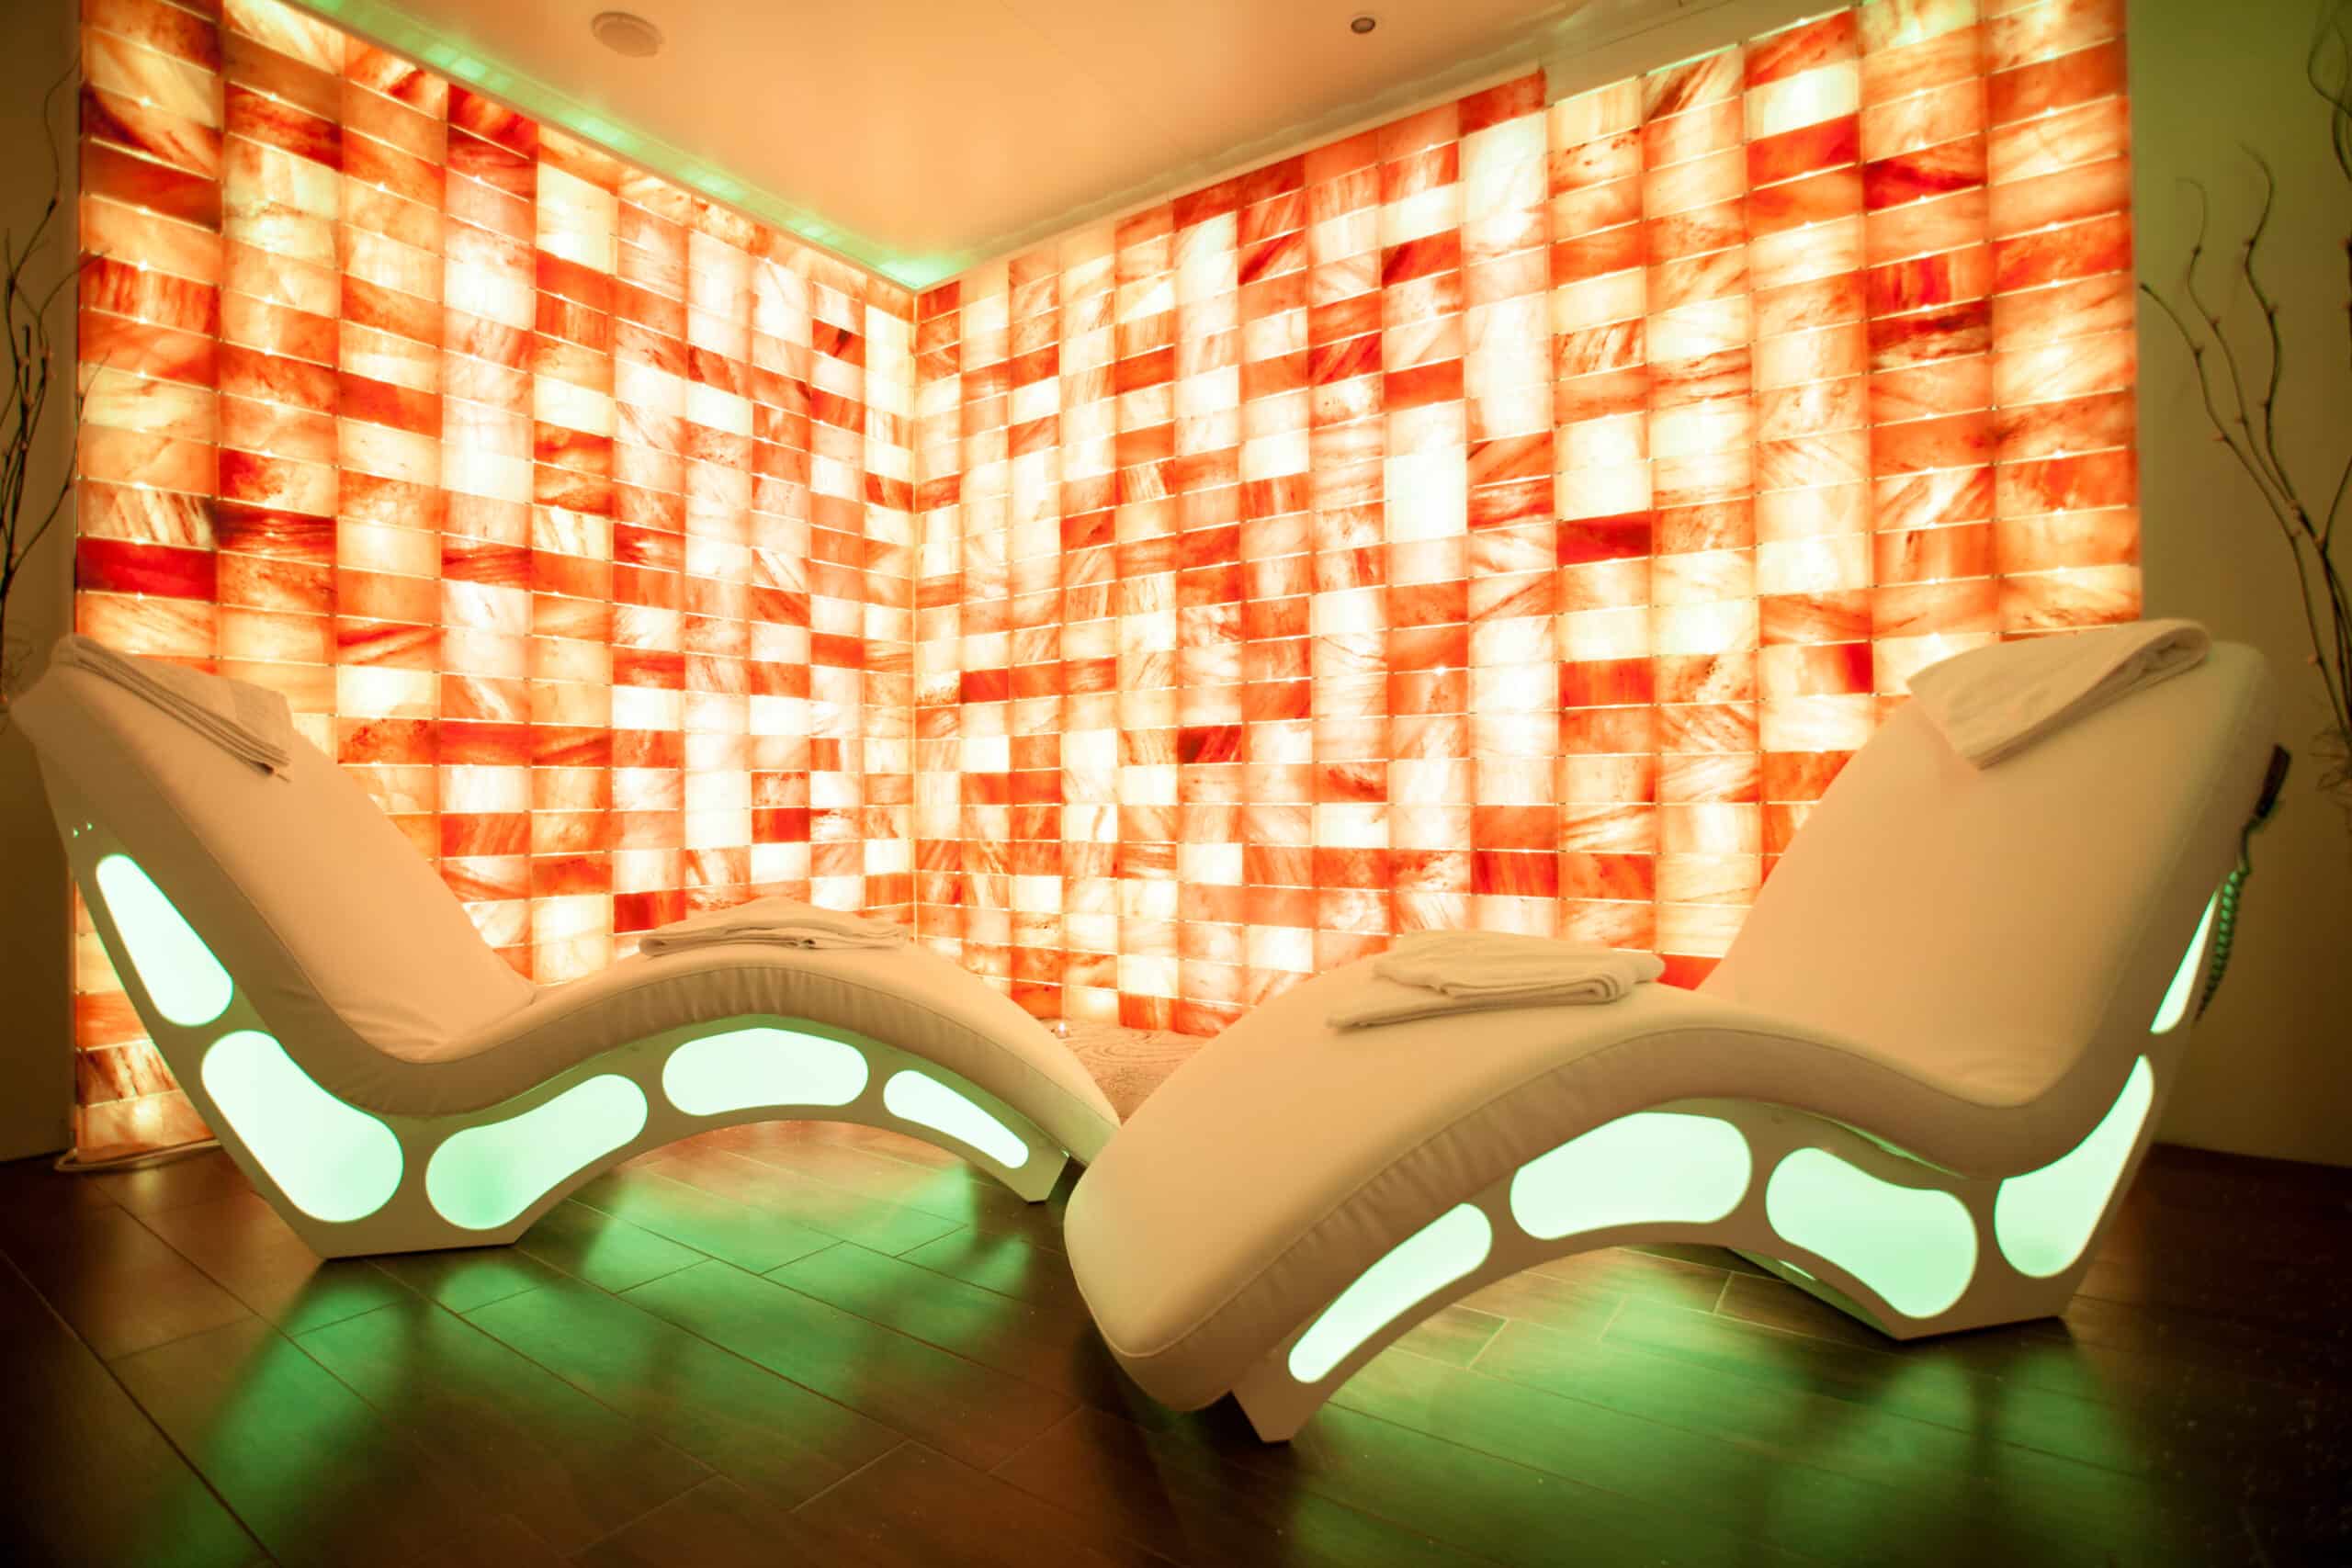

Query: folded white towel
[1908,619,2210,768]
[1375,930,1664,998]
[639,896,906,955]
[53,634,293,776]
[1329,931,1665,1029]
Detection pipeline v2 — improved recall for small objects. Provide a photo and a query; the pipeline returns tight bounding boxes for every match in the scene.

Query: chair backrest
[15,663,534,1061]
[1704,641,2276,1107]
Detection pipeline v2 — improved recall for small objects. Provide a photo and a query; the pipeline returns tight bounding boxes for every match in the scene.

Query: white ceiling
[345,0,1599,284]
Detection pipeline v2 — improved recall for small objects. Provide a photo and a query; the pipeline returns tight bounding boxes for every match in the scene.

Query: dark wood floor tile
[1458,1263,1625,1338]
[2045,1290,2352,1390]
[574,1475,899,1568]
[1354,1335,2126,1568]
[623,1258,1076,1471]
[390,1512,570,1568]
[1337,1340,2064,1566]
[2245,1496,2352,1566]
[1728,1280,2347,1527]
[0,1153,121,1219]
[512,1199,706,1293]
[1714,1269,1897,1351]
[1473,1314,2237,1563]
[296,1296,709,1555]
[996,1405,1492,1568]
[767,1239,1159,1421]
[797,1440,1170,1566]
[1628,1239,1773,1276]
[1386,1303,1506,1370]
[1,1199,253,1360]
[111,1315,492,1568]
[85,1146,253,1216]
[571,1163,839,1272]
[1519,1245,1732,1311]
[7,1114,2347,1568]
[1602,1296,2158,1478]
[369,1242,564,1313]
[641,1142,964,1256]
[736,1117,972,1172]
[137,1189,409,1336]
[2077,1148,2352,1336]
[1172,1393,1792,1568]
[467,1277,901,1508]
[899,1225,1091,1310]
[0,1258,265,1568]
[709,1122,1073,1251]
[1726,1272,2332,1450]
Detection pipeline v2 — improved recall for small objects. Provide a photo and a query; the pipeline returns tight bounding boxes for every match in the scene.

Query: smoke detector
[591,11,664,58]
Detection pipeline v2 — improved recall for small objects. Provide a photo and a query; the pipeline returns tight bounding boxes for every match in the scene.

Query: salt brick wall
[71,0,915,1154]
[911,0,2140,1033]
[71,0,2136,1147]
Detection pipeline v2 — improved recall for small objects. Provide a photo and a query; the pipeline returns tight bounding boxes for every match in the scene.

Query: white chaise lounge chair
[15,660,1118,1258]
[1065,638,2283,1441]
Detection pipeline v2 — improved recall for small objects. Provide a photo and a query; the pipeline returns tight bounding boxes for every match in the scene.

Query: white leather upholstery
[14,663,1119,1162]
[1065,642,2278,1411]
[20,665,534,1060]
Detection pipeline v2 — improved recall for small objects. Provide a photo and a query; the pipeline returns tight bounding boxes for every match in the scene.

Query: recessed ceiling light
[1350,15,1378,34]
[591,10,664,58]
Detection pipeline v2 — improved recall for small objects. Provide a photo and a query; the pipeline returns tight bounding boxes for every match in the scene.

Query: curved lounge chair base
[1069,641,2276,1447]
[1225,1077,2167,1445]
[54,798,1072,1261]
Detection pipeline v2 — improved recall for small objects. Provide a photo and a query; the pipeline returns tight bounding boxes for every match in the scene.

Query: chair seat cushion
[358,942,1121,1161]
[1063,962,2134,1411]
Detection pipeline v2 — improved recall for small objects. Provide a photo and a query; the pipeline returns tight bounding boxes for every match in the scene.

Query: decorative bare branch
[0,65,87,712]
[2143,0,2352,816]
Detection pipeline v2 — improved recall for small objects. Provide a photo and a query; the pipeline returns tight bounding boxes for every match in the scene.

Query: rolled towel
[52,634,293,776]
[639,896,906,955]
[1908,619,2210,768]
[1329,931,1664,1029]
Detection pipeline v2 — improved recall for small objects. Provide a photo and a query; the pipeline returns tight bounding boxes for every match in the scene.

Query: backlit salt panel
[73,0,2138,1146]
[913,0,2135,1026]
[72,0,915,1153]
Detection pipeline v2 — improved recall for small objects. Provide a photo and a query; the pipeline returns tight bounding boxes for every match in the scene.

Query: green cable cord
[2194,746,2292,1021]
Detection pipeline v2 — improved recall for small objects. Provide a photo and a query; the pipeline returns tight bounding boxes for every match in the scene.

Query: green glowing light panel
[425,1076,648,1230]
[201,1031,403,1223]
[1764,1149,1978,1318]
[880,1071,1028,1168]
[1994,1055,2154,1279]
[2150,893,2219,1034]
[662,1027,869,1116]
[94,854,232,1027]
[1509,1111,1750,1240]
[1289,1204,1492,1383]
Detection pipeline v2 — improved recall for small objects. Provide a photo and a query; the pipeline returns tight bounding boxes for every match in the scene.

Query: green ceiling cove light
[1288,1204,1492,1384]
[881,1071,1029,1168]
[1993,1056,2154,1279]
[662,1026,869,1116]
[93,854,233,1027]
[2150,893,2219,1034]
[1509,1111,1750,1240]
[1764,1149,1977,1319]
[200,1032,402,1223]
[425,1076,648,1230]
[296,0,973,287]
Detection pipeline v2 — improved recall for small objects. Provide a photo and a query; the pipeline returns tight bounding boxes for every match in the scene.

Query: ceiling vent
[591,10,665,59]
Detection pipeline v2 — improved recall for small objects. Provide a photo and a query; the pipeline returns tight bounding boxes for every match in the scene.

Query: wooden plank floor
[2,1032,2346,1567]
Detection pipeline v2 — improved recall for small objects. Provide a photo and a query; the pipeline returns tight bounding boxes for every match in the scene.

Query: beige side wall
[2132,0,2352,1166]
[0,0,79,1159]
